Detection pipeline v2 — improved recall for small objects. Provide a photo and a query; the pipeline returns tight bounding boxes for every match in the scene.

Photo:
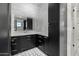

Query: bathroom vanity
[11,33,47,55]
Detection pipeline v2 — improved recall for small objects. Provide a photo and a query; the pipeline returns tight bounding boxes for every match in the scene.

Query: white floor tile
[14,47,47,56]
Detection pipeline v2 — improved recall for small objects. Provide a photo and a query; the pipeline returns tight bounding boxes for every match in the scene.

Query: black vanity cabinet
[11,35,36,55]
[11,37,20,55]
[20,35,35,51]
[11,34,47,55]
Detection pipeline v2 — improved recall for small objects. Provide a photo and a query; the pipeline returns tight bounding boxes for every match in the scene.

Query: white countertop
[11,30,48,37]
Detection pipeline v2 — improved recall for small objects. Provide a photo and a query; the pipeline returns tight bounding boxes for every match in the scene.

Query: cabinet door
[20,36,34,51]
[0,3,10,55]
[11,37,20,55]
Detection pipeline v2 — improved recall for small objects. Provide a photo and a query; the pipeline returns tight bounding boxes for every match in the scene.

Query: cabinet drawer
[11,50,18,55]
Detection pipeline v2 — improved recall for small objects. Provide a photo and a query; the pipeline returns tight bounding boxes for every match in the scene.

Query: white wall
[11,3,38,36]
[11,3,48,36]
[34,4,48,36]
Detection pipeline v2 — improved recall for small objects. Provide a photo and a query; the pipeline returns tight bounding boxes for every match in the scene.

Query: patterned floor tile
[14,47,47,56]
